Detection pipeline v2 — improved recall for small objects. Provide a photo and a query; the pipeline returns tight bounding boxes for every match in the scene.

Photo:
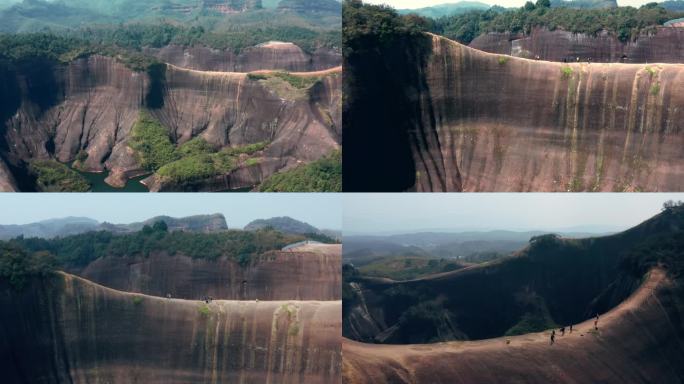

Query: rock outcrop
[0,156,17,191]
[144,43,341,72]
[0,55,341,191]
[470,27,684,64]
[344,33,684,191]
[343,268,684,384]
[72,245,342,301]
[0,272,341,384]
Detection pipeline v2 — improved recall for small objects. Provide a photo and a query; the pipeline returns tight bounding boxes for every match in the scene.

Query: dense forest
[4,223,336,270]
[0,0,341,71]
[343,0,684,48]
[432,0,684,43]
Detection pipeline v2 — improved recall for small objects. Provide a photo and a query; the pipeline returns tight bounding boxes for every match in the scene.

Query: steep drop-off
[344,207,684,343]
[343,268,684,384]
[0,272,341,384]
[144,43,341,73]
[470,27,684,63]
[73,244,342,301]
[345,33,684,191]
[0,55,341,191]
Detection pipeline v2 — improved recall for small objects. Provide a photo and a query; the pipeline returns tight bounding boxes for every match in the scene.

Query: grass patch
[247,73,268,81]
[258,150,341,192]
[644,66,657,78]
[198,304,210,317]
[288,322,300,336]
[560,66,573,79]
[223,141,268,156]
[132,296,143,305]
[29,160,90,192]
[497,56,509,65]
[650,83,660,96]
[177,137,214,157]
[272,72,320,89]
[129,111,178,171]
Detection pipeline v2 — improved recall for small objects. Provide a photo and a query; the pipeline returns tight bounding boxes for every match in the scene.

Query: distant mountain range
[0,214,340,240]
[397,1,490,18]
[244,216,341,239]
[343,229,613,265]
[0,214,229,239]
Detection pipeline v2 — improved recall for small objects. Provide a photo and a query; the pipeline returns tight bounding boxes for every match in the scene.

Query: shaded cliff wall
[343,269,684,384]
[0,156,17,191]
[0,273,341,384]
[413,34,684,191]
[0,56,341,190]
[470,27,684,63]
[144,44,341,72]
[74,248,342,301]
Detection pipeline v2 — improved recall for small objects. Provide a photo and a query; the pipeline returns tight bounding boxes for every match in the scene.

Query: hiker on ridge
[550,330,556,345]
[560,326,565,336]
[594,314,600,330]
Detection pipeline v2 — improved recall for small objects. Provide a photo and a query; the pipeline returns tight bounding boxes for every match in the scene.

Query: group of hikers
[550,314,600,345]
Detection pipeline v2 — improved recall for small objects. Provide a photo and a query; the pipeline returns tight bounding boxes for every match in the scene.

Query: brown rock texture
[0,272,341,384]
[144,43,341,72]
[470,27,684,64]
[343,268,684,384]
[0,156,17,191]
[0,55,341,191]
[410,34,684,191]
[73,244,342,301]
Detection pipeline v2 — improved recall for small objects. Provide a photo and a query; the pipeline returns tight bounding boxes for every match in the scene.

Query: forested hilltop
[0,0,341,71]
[344,0,684,45]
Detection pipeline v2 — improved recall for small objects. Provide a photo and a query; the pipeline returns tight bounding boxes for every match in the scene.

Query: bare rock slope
[346,33,683,191]
[0,272,341,384]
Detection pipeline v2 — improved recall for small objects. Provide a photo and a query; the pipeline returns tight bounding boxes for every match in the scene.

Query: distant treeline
[4,223,336,270]
[343,0,684,48]
[0,22,339,70]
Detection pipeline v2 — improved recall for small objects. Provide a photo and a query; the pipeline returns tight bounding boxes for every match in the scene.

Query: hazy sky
[0,194,342,229]
[365,0,667,9]
[344,193,684,234]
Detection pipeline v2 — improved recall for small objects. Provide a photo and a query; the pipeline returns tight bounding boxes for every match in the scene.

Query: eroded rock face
[0,273,341,384]
[470,27,684,63]
[0,55,341,191]
[72,246,342,301]
[346,33,684,191]
[144,44,341,72]
[0,157,17,191]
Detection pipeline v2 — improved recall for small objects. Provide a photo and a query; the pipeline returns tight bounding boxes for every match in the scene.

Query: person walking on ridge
[594,314,600,330]
[550,330,556,345]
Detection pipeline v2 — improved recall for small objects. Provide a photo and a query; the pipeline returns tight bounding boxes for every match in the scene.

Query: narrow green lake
[75,170,150,192]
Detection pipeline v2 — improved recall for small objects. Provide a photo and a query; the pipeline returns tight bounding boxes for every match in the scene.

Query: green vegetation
[650,83,660,95]
[0,244,56,289]
[247,73,269,80]
[343,0,432,54]
[560,65,573,79]
[129,112,178,171]
[645,66,657,78]
[198,304,210,317]
[273,72,320,89]
[127,114,268,184]
[132,296,143,305]
[258,150,341,192]
[358,257,464,280]
[497,55,509,65]
[431,1,684,44]
[29,160,90,192]
[10,224,307,268]
[155,139,267,185]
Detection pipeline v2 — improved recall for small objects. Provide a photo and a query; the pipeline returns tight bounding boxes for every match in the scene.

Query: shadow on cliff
[343,31,433,191]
